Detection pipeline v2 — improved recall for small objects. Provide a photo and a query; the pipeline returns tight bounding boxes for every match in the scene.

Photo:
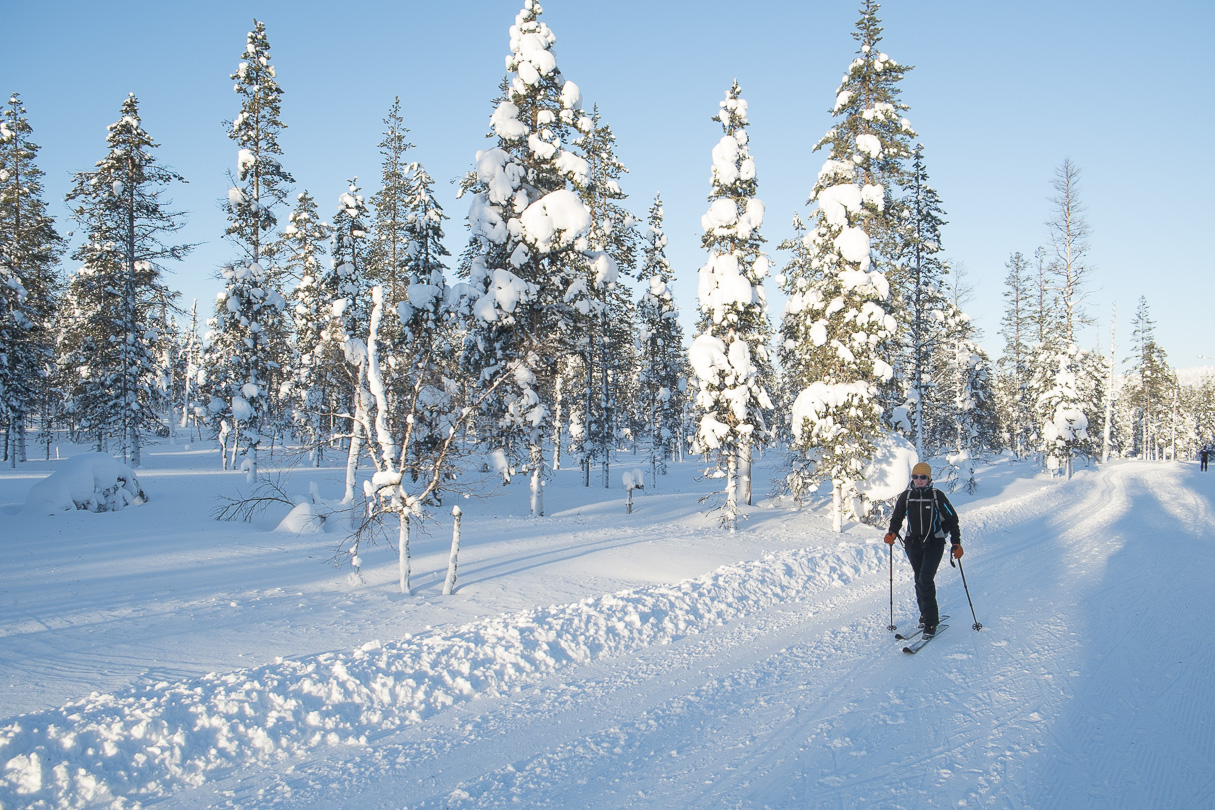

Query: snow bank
[0,542,884,808]
[274,502,327,534]
[22,453,147,515]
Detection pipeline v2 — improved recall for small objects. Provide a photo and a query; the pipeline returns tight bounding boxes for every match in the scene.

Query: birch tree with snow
[690,81,774,531]
[458,0,594,517]
[348,285,507,595]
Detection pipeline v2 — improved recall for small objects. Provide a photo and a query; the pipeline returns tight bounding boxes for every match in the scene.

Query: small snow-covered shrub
[274,502,327,534]
[23,453,148,514]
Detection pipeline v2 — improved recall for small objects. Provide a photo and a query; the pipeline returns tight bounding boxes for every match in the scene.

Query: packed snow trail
[3,460,1213,808]
[163,461,1215,809]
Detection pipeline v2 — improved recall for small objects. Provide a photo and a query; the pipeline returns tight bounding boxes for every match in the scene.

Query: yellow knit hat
[912,462,932,478]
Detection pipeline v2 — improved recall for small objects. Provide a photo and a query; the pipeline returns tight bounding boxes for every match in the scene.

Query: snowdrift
[0,542,881,808]
[21,453,147,515]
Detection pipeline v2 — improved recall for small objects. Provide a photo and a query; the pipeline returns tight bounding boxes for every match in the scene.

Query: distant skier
[1201,447,1209,472]
[884,462,962,638]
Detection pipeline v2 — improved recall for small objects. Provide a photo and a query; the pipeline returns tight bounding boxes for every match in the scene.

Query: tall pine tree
[459,0,594,517]
[62,93,191,466]
[0,93,63,466]
[206,19,295,478]
[636,193,686,488]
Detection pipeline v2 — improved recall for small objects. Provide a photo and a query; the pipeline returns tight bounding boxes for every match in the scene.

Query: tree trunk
[725,450,738,533]
[738,440,753,506]
[530,442,545,518]
[831,478,844,533]
[398,511,411,595]
[443,506,462,596]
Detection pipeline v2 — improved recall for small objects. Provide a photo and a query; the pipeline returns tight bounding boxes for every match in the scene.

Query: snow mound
[274,501,327,534]
[22,453,147,515]
[0,542,882,808]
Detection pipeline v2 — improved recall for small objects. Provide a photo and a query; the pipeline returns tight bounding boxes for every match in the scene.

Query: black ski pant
[904,536,946,626]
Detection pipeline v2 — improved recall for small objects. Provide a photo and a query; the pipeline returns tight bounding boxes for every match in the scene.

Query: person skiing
[884,462,962,638]
[1201,447,1209,472]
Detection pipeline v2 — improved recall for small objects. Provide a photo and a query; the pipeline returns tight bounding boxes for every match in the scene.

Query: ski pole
[951,553,983,631]
[887,538,896,631]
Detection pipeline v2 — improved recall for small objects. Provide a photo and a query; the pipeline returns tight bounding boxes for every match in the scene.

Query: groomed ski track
[3,460,1212,809]
[163,461,1214,810]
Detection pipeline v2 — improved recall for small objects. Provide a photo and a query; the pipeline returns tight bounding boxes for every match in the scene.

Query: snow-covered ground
[1,446,1212,808]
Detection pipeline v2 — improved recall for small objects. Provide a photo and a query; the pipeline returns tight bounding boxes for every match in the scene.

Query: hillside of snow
[1,448,1212,808]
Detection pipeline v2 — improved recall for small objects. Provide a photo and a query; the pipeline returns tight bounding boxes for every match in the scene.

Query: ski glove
[951,544,964,559]
[883,533,897,545]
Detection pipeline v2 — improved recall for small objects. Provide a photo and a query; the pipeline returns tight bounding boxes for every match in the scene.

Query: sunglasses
[911,474,930,481]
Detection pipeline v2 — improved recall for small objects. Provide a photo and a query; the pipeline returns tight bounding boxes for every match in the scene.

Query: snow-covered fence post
[623,468,644,514]
[443,505,462,595]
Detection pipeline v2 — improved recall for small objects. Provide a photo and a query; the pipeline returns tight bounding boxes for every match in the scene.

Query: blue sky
[5,0,1212,370]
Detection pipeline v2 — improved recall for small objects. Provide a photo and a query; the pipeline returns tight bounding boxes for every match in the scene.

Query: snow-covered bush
[23,453,148,514]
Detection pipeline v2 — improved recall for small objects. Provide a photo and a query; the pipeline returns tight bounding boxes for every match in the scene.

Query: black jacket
[888,486,961,545]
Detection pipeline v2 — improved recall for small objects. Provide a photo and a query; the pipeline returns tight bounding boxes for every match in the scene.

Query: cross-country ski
[902,623,948,654]
[894,615,949,642]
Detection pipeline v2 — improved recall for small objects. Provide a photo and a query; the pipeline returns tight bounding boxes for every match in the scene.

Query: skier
[884,462,963,638]
[1201,447,1209,472]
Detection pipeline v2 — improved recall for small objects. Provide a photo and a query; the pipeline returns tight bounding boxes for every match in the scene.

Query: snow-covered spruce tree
[459,0,593,517]
[774,211,815,498]
[367,97,414,307]
[827,1,916,275]
[636,193,686,489]
[202,263,288,475]
[1036,343,1093,479]
[1027,159,1102,474]
[996,251,1033,457]
[0,93,64,466]
[276,190,332,462]
[322,180,377,500]
[401,164,450,306]
[1101,307,1117,463]
[62,93,190,467]
[895,143,949,458]
[936,297,997,492]
[782,123,896,532]
[207,18,295,479]
[690,81,774,531]
[394,162,452,472]
[574,104,638,488]
[147,302,184,443]
[179,298,202,436]
[1127,296,1173,460]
